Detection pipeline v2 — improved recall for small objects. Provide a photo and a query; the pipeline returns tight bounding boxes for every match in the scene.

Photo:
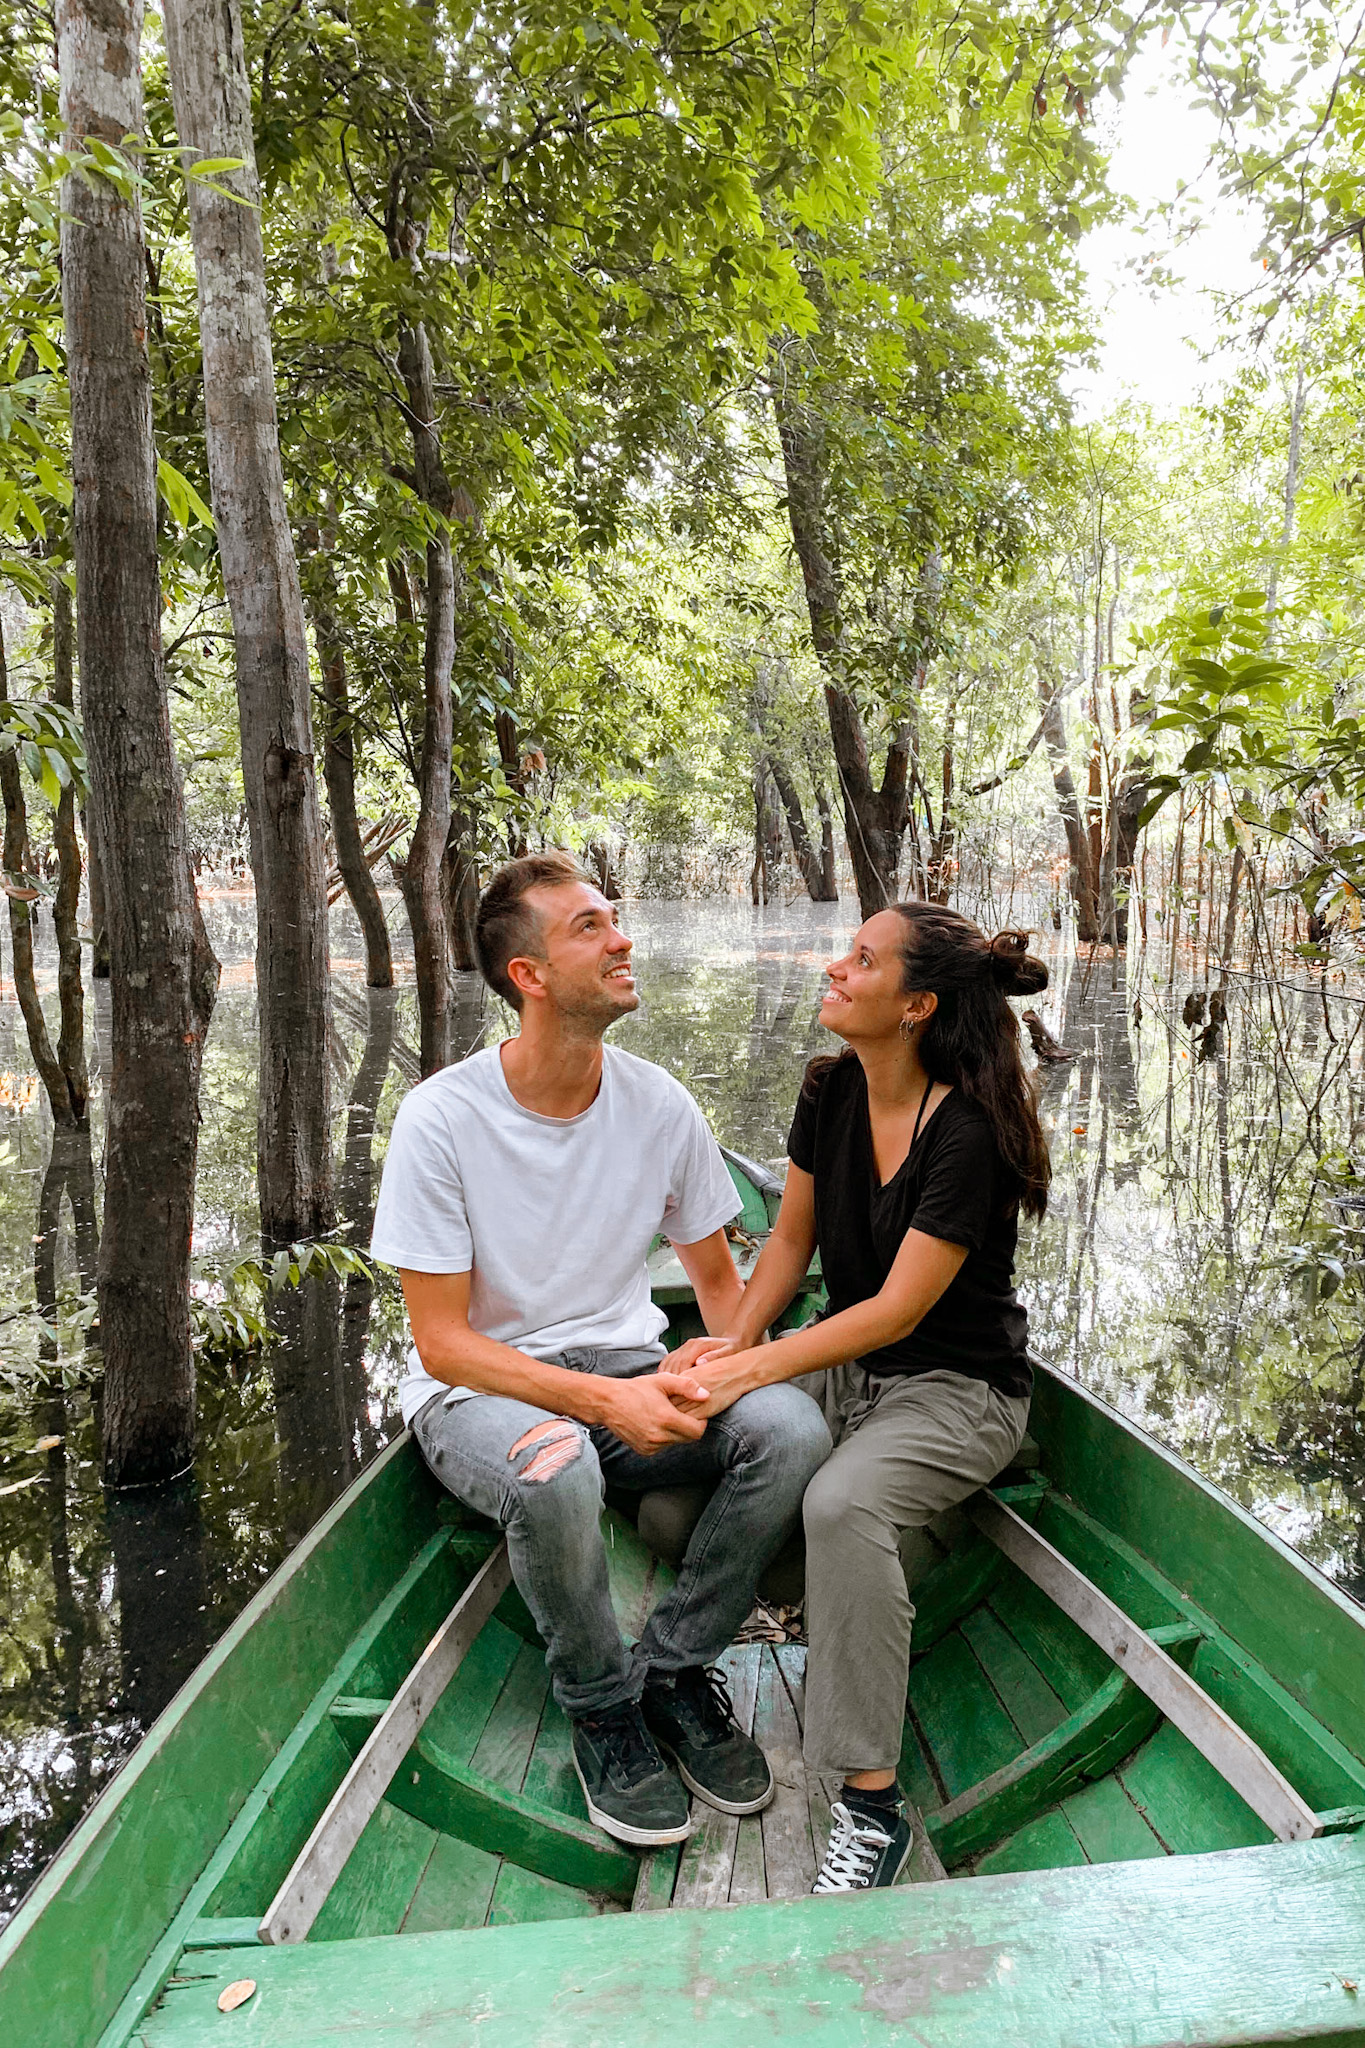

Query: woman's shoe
[811,1798,912,1892]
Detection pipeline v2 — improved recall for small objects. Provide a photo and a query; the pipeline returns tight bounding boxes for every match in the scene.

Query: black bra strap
[910,1073,934,1150]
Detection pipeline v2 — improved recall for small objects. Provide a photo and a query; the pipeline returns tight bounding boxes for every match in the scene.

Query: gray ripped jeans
[412,1347,832,1720]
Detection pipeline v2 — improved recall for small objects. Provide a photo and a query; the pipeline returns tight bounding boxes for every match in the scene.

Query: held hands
[598,1371,711,1456]
[660,1336,764,1419]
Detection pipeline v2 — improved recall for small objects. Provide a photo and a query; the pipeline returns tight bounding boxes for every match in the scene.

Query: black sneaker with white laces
[570,1700,692,1847]
[641,1664,775,1815]
[811,1797,913,1893]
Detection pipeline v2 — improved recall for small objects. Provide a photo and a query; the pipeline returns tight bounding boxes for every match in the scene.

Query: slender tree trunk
[303,534,392,988]
[441,808,479,973]
[0,618,75,1124]
[82,799,110,976]
[1039,672,1099,943]
[814,780,838,900]
[50,576,89,1114]
[772,390,908,915]
[765,749,835,901]
[58,0,220,1485]
[393,321,458,1073]
[165,0,331,1247]
[926,685,958,904]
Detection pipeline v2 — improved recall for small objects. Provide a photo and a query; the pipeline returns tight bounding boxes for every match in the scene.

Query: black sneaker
[641,1665,775,1816]
[570,1700,693,1847]
[811,1798,913,1893]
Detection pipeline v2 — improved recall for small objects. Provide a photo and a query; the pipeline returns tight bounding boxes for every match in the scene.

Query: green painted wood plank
[0,1435,443,2048]
[486,1862,621,1928]
[400,1833,501,1935]
[328,1703,638,1901]
[308,1799,436,1942]
[423,1618,522,1765]
[925,1630,1198,1868]
[909,1632,1022,1803]
[672,1647,761,1911]
[986,1569,1116,1712]
[898,1706,945,1813]
[471,1641,551,1792]
[603,1510,661,1642]
[1020,1486,1365,1813]
[631,1845,683,1911]
[960,1605,1068,1746]
[754,1649,816,1899]
[1030,1363,1365,1765]
[1118,1719,1276,1855]
[521,1696,583,1821]
[727,1812,766,1905]
[136,1834,1365,2048]
[910,1483,1046,1654]
[974,1806,1089,1876]
[1060,1776,1168,1866]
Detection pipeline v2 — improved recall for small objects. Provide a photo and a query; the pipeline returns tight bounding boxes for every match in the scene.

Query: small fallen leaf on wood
[34,1435,62,1452]
[1341,1978,1359,1995]
[217,1979,256,2012]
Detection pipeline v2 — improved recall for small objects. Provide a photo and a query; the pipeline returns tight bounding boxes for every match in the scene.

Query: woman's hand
[662,1344,769,1417]
[661,1333,742,1376]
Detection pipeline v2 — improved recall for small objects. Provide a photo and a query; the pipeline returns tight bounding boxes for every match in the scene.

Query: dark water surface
[2,889,1364,1922]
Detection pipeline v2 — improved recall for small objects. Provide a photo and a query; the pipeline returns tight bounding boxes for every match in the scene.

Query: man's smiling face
[517,880,638,1029]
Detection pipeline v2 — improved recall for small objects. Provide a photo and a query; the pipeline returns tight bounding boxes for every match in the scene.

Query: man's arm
[669,1227,744,1340]
[399,1269,709,1456]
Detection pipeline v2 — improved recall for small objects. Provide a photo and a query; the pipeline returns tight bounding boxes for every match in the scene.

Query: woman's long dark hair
[806,902,1052,1219]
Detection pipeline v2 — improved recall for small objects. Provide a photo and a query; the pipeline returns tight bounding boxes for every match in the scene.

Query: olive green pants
[797,1363,1030,1776]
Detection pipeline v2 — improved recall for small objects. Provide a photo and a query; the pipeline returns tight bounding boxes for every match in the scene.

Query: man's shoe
[641,1664,775,1816]
[570,1700,693,1847]
[811,1799,912,1893]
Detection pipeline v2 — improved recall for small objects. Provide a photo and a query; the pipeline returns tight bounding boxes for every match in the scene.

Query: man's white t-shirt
[370,1043,741,1424]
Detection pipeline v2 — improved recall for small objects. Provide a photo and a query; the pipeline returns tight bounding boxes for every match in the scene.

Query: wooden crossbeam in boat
[258,1541,513,1945]
[967,1491,1322,1844]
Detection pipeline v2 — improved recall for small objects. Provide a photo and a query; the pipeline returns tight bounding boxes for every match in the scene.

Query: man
[371,852,831,1847]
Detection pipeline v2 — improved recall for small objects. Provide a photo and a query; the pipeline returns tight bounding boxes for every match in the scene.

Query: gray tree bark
[57,0,220,1485]
[164,0,332,1247]
[302,528,393,988]
[772,391,914,916]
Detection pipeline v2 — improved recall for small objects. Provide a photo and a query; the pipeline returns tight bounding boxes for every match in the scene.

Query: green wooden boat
[4,1152,1365,2046]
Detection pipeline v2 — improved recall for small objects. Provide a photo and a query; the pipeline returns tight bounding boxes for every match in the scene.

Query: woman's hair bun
[989,929,1049,998]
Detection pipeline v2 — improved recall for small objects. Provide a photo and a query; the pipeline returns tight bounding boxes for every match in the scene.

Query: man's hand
[661,1334,740,1376]
[596,1372,711,1456]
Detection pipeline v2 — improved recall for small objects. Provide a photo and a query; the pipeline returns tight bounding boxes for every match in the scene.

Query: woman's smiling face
[820,911,932,1044]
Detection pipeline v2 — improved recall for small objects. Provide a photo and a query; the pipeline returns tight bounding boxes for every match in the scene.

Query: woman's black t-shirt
[786,1055,1032,1399]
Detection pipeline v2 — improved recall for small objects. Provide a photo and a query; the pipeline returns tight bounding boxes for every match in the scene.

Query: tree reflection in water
[2,894,1365,1923]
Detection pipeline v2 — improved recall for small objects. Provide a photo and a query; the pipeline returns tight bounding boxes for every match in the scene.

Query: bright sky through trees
[1076,41,1261,417]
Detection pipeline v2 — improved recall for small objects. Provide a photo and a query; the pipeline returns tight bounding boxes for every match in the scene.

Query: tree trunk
[303,533,393,988]
[750,759,783,904]
[393,321,459,1073]
[773,390,908,915]
[441,808,479,973]
[926,686,958,905]
[164,0,332,1248]
[814,781,838,899]
[57,0,220,1486]
[0,618,75,1125]
[82,799,110,976]
[1039,673,1099,943]
[50,575,89,1114]
[766,749,835,901]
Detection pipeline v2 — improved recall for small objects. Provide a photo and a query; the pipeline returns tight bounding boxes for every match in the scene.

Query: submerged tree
[165,0,332,1246]
[56,0,219,1485]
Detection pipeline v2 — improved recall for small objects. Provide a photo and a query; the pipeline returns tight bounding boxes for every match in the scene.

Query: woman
[664,900,1050,1893]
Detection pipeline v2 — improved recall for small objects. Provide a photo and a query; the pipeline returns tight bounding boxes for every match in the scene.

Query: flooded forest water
[3,886,1365,1922]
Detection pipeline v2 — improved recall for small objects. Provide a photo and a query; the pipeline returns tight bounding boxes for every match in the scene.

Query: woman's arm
[678,1226,968,1415]
[664,1165,818,1370]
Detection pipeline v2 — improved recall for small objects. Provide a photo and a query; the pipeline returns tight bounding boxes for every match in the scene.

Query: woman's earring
[899,1016,915,1043]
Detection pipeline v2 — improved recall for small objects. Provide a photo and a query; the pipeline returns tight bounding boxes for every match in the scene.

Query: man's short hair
[474,851,593,1010]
